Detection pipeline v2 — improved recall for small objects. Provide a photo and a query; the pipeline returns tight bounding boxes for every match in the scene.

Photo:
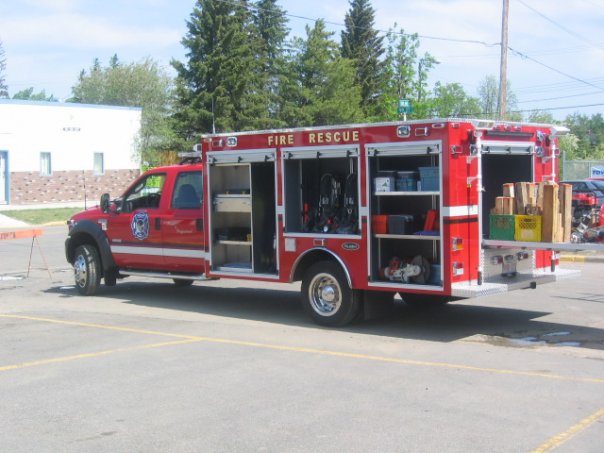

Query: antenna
[212,97,216,134]
[82,170,88,209]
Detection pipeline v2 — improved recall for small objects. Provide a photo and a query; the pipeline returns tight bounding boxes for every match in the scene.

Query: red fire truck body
[65,119,576,326]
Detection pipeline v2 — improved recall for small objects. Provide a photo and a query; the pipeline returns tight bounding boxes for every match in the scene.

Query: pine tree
[340,0,384,117]
[253,0,290,128]
[172,0,260,137]
[284,20,363,126]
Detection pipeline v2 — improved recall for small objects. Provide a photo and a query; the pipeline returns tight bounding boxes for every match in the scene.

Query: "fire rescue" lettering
[266,130,360,147]
[267,134,294,146]
[308,130,359,144]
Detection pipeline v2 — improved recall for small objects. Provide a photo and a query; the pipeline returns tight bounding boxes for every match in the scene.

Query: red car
[562,179,604,224]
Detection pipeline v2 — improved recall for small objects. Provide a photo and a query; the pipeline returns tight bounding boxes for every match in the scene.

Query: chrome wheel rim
[308,273,342,316]
[74,254,87,288]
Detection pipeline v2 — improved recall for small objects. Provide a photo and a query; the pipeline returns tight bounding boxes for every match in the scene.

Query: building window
[40,152,52,176]
[93,152,104,176]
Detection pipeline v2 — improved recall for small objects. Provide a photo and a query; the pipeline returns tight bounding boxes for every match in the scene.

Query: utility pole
[498,0,509,120]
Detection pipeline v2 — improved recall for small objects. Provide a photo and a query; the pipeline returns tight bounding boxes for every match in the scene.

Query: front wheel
[73,244,101,296]
[301,261,361,327]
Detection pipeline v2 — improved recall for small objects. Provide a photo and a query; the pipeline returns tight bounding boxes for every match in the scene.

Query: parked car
[562,179,604,224]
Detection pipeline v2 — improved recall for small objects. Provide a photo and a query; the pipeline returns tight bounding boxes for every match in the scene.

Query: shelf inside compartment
[373,191,440,196]
[375,234,440,241]
[216,263,253,273]
[218,240,253,246]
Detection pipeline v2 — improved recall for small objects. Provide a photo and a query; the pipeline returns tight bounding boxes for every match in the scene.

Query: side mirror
[100,193,110,213]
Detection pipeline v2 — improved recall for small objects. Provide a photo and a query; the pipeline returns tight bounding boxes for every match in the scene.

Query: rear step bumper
[451,268,580,298]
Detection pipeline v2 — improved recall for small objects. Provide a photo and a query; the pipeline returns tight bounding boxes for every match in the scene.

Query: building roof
[0,98,142,112]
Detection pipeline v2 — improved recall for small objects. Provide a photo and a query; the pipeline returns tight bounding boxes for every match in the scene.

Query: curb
[559,255,604,264]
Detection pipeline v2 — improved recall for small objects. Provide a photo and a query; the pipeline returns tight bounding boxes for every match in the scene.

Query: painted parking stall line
[1,314,604,385]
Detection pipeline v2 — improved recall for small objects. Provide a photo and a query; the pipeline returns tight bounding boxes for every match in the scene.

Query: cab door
[108,172,167,270]
[161,169,207,272]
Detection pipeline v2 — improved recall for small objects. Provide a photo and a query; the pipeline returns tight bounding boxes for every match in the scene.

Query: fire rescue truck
[65,119,588,326]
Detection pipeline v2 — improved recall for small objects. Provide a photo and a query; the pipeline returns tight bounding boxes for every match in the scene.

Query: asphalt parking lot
[1,227,603,452]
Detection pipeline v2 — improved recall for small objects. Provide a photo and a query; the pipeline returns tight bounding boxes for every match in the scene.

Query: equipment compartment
[208,160,277,275]
[367,145,442,287]
[283,147,360,235]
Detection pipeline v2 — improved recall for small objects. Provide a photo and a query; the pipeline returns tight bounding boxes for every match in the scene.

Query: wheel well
[290,249,351,286]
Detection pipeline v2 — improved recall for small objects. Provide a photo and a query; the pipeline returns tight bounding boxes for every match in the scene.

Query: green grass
[1,208,83,225]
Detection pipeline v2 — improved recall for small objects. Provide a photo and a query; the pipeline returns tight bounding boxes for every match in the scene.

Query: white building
[0,99,141,205]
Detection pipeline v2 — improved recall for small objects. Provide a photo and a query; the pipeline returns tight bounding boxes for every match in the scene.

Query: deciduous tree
[12,87,57,101]
[0,40,8,98]
[71,56,175,164]
[377,28,438,120]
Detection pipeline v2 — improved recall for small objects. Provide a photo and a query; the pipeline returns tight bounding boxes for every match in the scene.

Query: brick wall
[9,169,140,205]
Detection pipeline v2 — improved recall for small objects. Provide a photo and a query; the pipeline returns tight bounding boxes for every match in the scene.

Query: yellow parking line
[191,338,604,384]
[0,339,202,372]
[0,314,198,339]
[2,314,604,384]
[531,407,604,452]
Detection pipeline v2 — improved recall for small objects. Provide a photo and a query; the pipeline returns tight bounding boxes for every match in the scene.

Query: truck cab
[65,160,206,295]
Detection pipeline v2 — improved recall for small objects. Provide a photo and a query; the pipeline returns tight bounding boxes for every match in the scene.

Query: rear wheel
[73,244,101,296]
[301,261,361,327]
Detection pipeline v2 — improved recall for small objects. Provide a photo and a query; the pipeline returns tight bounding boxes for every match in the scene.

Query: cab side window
[172,171,202,209]
[123,173,166,213]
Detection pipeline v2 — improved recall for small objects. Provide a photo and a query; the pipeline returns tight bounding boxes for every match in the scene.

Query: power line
[458,102,604,117]
[212,0,501,48]
[515,0,602,48]
[508,46,604,93]
[514,77,604,94]
[516,90,604,103]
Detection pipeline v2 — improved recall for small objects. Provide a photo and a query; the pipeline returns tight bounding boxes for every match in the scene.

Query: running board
[118,270,213,281]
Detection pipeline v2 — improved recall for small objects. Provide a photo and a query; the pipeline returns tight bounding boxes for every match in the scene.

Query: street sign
[397,99,413,115]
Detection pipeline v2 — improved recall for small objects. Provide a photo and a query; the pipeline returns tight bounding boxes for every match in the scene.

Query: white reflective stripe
[442,205,479,217]
[163,248,209,259]
[111,245,208,259]
[359,207,369,217]
[276,205,285,215]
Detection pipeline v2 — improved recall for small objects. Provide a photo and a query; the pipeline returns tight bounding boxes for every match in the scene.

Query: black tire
[399,292,453,308]
[73,244,101,296]
[301,261,361,327]
[173,278,194,287]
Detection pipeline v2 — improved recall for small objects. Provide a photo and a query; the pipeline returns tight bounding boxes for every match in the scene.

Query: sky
[1,0,603,120]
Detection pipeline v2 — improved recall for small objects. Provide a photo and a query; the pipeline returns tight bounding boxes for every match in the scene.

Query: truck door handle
[155,218,161,230]
[196,219,203,232]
